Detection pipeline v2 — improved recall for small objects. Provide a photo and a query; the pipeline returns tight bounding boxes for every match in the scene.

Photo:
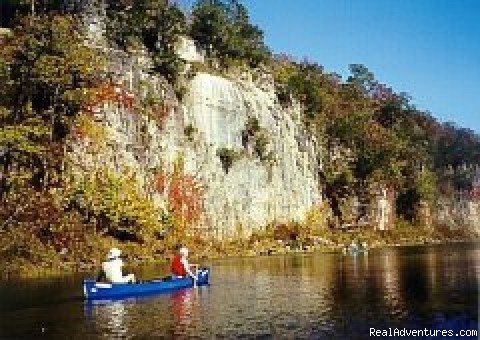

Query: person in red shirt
[171,246,198,283]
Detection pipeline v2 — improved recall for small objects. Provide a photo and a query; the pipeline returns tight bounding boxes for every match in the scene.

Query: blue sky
[243,0,480,133]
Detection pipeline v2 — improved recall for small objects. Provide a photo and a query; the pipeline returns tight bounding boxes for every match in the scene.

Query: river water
[0,243,478,339]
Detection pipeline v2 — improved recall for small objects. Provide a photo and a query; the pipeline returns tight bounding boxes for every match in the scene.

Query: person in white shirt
[101,248,135,284]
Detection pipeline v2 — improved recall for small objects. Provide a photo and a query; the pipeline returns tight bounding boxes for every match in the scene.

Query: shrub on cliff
[217,147,243,173]
[239,118,275,174]
[184,123,198,142]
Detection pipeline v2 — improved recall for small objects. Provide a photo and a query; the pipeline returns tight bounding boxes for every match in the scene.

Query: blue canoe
[83,268,210,300]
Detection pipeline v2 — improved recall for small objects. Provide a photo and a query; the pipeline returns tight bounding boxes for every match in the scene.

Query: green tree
[190,0,269,67]
[347,64,376,94]
[105,0,187,82]
[190,0,229,57]
[0,14,106,193]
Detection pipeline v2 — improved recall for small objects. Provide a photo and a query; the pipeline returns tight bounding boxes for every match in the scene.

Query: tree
[190,0,269,67]
[105,0,187,82]
[0,14,106,193]
[190,0,229,57]
[347,64,376,94]
[0,0,67,22]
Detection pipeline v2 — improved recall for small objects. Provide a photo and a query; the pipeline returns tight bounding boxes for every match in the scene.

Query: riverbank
[1,223,478,279]
[204,224,479,259]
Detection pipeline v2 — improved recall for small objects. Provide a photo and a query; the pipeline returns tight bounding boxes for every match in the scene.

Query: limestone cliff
[67,42,323,238]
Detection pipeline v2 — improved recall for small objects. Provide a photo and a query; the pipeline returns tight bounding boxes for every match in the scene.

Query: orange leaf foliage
[83,83,136,113]
[150,103,171,128]
[154,171,205,224]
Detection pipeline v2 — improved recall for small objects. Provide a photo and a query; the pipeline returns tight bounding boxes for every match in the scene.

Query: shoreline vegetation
[1,222,478,279]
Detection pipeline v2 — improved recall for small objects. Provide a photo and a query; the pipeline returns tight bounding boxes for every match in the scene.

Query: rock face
[373,187,396,231]
[434,168,480,234]
[65,4,323,238]
[181,73,322,237]
[68,42,323,238]
[176,36,205,64]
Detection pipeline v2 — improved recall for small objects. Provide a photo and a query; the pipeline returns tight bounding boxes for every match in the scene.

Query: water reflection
[0,244,478,339]
[379,251,407,320]
[172,288,200,337]
[93,301,129,338]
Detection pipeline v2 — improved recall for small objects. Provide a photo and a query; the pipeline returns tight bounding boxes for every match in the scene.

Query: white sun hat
[107,247,122,260]
[179,246,189,257]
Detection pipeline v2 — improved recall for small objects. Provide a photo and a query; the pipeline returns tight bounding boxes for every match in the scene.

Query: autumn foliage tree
[273,58,480,225]
[153,157,205,237]
[0,14,106,194]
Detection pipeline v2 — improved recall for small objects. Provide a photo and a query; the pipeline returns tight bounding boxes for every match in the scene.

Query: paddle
[191,264,199,288]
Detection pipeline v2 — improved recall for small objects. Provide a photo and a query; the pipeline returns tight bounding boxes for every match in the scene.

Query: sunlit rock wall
[181,73,322,237]
[176,36,205,64]
[68,50,323,238]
